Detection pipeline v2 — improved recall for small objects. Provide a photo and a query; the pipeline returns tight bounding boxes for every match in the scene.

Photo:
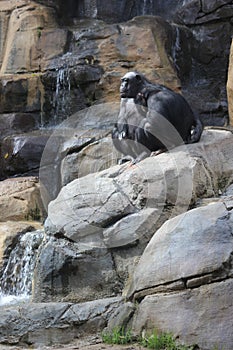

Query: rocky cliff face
[0,0,232,180]
[1,1,233,349]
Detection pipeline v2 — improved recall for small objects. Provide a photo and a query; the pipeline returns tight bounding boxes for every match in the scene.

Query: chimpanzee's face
[120,72,142,98]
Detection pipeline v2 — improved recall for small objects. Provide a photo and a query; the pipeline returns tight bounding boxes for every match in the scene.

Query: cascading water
[171,25,182,73]
[142,0,153,15]
[53,67,71,125]
[0,230,44,305]
[83,0,97,18]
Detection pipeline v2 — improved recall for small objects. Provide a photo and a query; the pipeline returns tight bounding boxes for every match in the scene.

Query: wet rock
[0,75,43,114]
[0,113,39,139]
[0,130,51,179]
[33,239,121,303]
[0,221,43,269]
[175,0,233,25]
[41,64,103,126]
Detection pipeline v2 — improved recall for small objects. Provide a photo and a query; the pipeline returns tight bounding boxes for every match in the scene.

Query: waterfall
[0,230,43,305]
[142,0,153,15]
[53,67,71,125]
[171,26,182,73]
[84,0,97,18]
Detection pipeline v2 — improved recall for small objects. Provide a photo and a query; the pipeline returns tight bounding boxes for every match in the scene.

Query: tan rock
[98,16,180,102]
[0,1,67,74]
[227,38,233,125]
[0,177,45,222]
[0,74,43,113]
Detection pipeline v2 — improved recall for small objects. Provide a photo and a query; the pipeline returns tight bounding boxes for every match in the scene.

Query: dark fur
[112,71,203,163]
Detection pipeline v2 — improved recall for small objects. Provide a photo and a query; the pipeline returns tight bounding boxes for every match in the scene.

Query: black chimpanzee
[112,71,203,163]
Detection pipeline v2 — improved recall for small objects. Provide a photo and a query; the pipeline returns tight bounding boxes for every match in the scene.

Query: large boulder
[128,201,233,350]
[33,239,121,303]
[34,130,233,303]
[0,297,122,346]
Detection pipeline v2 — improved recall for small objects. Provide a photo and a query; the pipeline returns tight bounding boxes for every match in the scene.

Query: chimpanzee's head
[120,72,143,98]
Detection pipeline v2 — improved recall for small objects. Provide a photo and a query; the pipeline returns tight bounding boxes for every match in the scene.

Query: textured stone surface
[0,177,45,222]
[0,75,43,114]
[0,113,39,139]
[33,239,121,303]
[97,16,179,102]
[127,202,233,299]
[0,1,61,74]
[0,297,122,346]
[35,130,233,303]
[0,130,51,179]
[45,130,233,242]
[131,280,233,350]
[61,137,120,186]
[122,199,233,350]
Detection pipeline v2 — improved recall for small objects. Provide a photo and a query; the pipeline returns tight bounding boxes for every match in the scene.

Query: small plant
[102,327,195,349]
[37,26,43,39]
[101,327,133,345]
[25,204,41,221]
[140,330,195,350]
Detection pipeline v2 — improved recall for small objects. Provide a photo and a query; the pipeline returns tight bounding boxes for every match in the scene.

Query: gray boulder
[34,130,233,303]
[45,129,233,241]
[0,297,121,347]
[33,239,121,303]
[128,201,233,350]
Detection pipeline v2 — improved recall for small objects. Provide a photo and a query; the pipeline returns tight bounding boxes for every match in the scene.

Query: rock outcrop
[0,1,233,349]
[0,297,121,346]
[127,201,233,350]
[33,130,233,304]
[0,129,233,348]
[0,0,232,178]
[0,128,231,348]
